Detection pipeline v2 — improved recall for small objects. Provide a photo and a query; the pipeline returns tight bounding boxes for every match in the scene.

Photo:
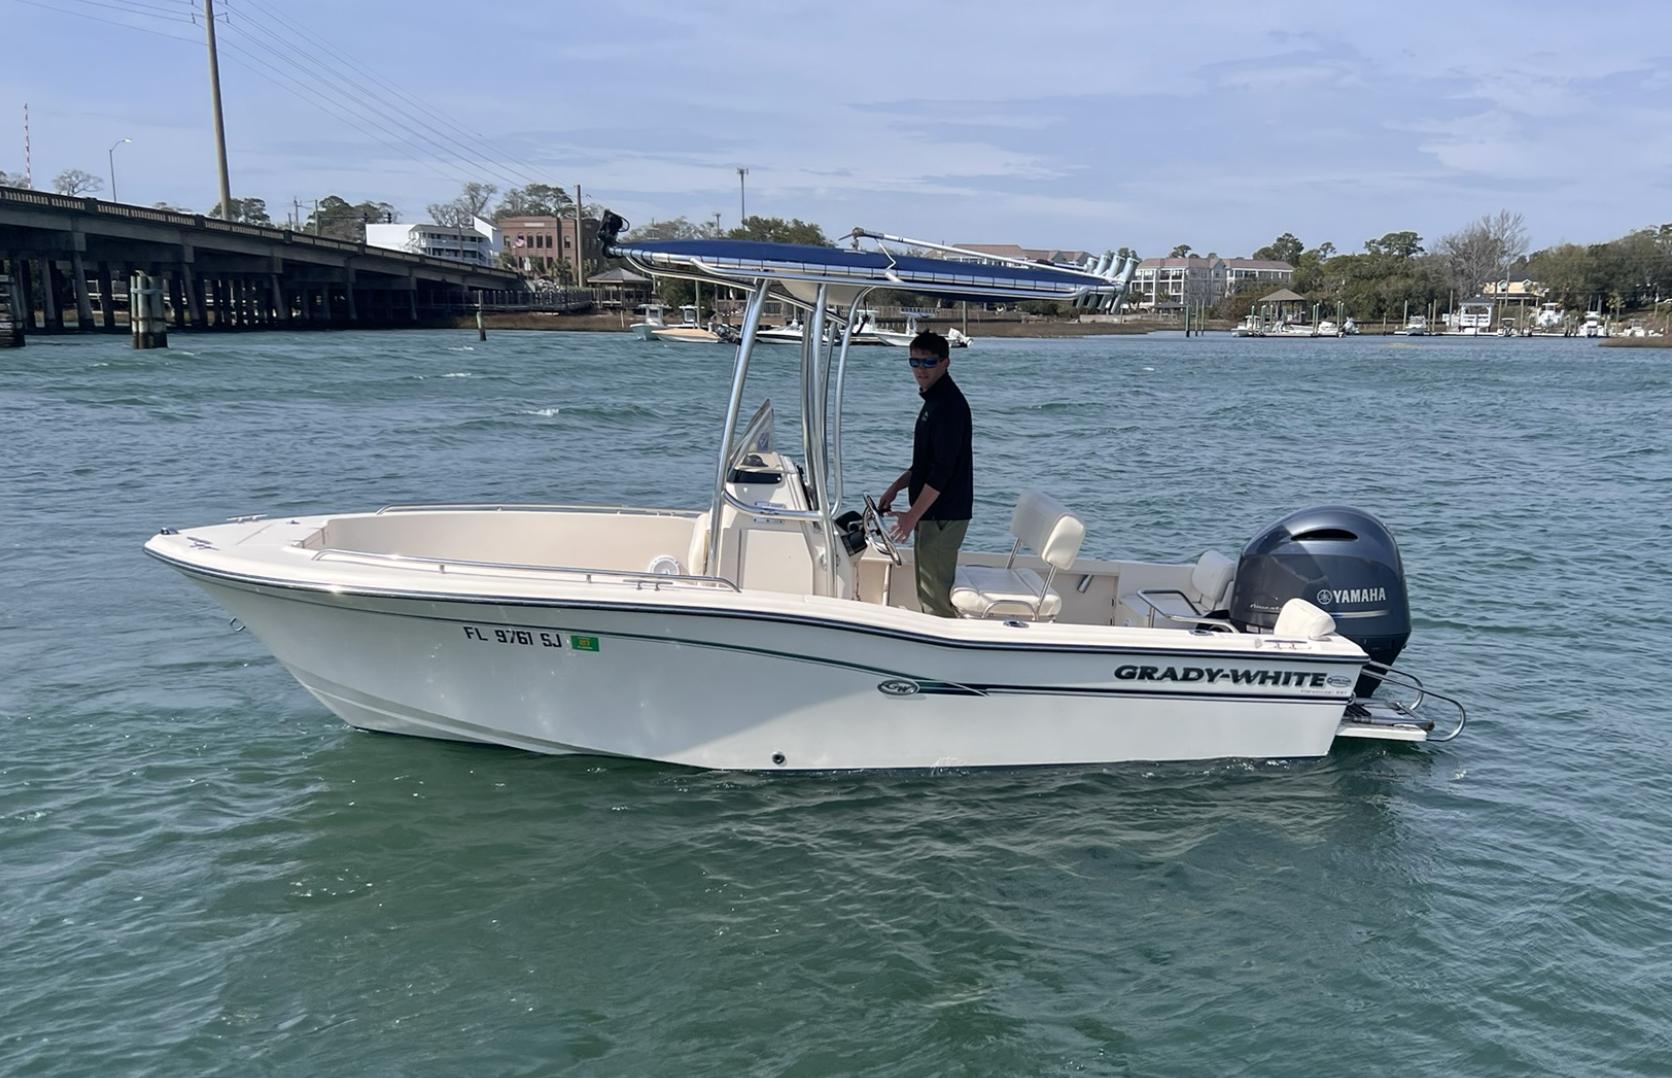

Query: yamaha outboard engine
[1228,507,1411,695]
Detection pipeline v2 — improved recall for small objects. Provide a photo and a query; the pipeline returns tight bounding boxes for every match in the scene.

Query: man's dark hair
[909,329,950,359]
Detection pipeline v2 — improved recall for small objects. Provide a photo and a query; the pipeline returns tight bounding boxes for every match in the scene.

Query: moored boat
[145,224,1461,770]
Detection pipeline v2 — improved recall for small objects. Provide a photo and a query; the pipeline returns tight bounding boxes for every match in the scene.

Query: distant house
[365,216,500,265]
[1223,257,1294,294]
[952,243,1096,267]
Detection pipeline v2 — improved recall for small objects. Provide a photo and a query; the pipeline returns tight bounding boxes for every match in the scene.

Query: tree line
[1205,212,1672,321]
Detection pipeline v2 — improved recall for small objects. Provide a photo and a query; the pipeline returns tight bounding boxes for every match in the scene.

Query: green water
[3,329,1669,1075]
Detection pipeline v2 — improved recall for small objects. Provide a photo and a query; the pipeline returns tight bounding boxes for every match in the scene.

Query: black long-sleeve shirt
[909,374,973,521]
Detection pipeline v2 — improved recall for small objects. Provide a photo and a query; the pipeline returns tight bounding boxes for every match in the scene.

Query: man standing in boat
[880,330,973,618]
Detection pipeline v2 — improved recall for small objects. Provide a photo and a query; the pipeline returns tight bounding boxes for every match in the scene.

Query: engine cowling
[1228,507,1411,691]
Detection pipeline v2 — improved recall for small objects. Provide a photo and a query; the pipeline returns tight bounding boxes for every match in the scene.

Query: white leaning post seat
[1131,549,1236,624]
[951,490,1085,620]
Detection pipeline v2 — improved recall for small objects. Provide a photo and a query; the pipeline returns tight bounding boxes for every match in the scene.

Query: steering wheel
[862,493,903,566]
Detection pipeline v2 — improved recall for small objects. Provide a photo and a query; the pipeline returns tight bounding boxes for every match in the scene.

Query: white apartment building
[1133,256,1295,310]
[365,216,501,265]
[1132,256,1227,311]
[1223,258,1294,295]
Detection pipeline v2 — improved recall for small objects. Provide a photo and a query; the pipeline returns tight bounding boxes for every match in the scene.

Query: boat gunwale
[144,543,1369,666]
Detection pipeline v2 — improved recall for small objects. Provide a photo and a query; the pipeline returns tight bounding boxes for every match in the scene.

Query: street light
[737,166,748,224]
[107,137,131,202]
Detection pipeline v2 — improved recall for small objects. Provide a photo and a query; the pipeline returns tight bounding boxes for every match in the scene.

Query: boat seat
[1119,550,1235,628]
[951,490,1084,621]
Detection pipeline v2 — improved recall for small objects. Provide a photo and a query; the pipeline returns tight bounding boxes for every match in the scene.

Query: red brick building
[498,215,603,282]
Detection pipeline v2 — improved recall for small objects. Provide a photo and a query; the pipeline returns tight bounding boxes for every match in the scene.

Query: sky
[4,0,1671,257]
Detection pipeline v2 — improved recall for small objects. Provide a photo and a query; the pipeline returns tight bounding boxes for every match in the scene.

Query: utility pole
[737,167,748,225]
[203,0,233,218]
[712,212,722,236]
[572,184,584,289]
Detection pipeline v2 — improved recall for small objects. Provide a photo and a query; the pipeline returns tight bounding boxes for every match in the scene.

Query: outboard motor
[1228,507,1411,695]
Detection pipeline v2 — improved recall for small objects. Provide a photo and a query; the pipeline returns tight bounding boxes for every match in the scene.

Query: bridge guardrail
[0,184,518,280]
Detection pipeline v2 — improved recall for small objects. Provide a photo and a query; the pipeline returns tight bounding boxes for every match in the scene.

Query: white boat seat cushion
[950,490,1083,620]
[1190,550,1236,611]
[1010,490,1085,571]
[951,567,1063,619]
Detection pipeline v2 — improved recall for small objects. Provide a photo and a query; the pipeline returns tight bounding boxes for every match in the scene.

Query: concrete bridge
[0,185,587,335]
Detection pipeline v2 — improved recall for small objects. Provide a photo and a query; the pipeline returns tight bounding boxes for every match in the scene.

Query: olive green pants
[914,519,969,618]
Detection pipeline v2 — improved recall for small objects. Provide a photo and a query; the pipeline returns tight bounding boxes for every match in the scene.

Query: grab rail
[376,503,698,518]
[1129,588,1240,634]
[1354,661,1468,742]
[312,547,741,591]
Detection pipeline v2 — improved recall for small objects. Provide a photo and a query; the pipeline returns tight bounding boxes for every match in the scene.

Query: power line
[219,13,540,192]
[212,36,490,195]
[9,0,199,44]
[10,0,594,208]
[242,0,559,186]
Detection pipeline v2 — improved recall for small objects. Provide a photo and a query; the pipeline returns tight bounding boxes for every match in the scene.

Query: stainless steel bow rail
[311,548,742,592]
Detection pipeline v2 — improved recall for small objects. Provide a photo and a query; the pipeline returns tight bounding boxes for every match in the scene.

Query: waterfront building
[951,243,1095,265]
[365,216,500,265]
[498,215,604,281]
[587,267,653,308]
[1132,256,1226,311]
[1223,257,1294,293]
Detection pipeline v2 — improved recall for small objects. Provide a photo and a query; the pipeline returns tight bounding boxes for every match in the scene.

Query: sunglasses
[907,357,943,368]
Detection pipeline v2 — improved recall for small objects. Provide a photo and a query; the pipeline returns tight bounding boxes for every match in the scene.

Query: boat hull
[184,572,1355,770]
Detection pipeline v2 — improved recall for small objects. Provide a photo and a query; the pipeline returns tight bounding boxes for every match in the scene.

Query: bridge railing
[0,184,519,279]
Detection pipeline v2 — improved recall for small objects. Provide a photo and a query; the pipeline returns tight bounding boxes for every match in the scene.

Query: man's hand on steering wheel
[862,493,904,566]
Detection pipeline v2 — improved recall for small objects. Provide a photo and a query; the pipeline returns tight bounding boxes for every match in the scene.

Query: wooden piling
[131,270,168,348]
[0,261,23,348]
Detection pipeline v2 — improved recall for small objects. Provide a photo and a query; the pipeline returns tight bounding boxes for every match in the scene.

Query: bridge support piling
[321,284,333,324]
[13,257,32,331]
[270,274,288,326]
[167,272,185,328]
[71,251,94,330]
[98,262,115,331]
[182,266,204,329]
[42,260,62,332]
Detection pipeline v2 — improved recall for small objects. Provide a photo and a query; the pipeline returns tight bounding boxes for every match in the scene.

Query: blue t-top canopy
[604,235,1130,305]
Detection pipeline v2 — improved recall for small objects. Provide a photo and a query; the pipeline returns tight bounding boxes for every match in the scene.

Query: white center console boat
[145,223,1463,770]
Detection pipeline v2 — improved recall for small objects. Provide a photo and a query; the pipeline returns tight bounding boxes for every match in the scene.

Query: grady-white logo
[1114,665,1331,689]
[1316,587,1386,606]
[877,679,920,697]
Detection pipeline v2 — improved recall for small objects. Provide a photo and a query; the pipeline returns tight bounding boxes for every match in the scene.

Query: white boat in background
[757,318,808,345]
[1394,315,1429,336]
[1578,310,1610,338]
[1530,302,1569,336]
[1316,320,1343,337]
[1342,318,1359,335]
[1444,299,1494,336]
[1231,314,1264,337]
[629,303,667,341]
[146,224,1462,771]
[652,304,736,344]
[872,312,970,348]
